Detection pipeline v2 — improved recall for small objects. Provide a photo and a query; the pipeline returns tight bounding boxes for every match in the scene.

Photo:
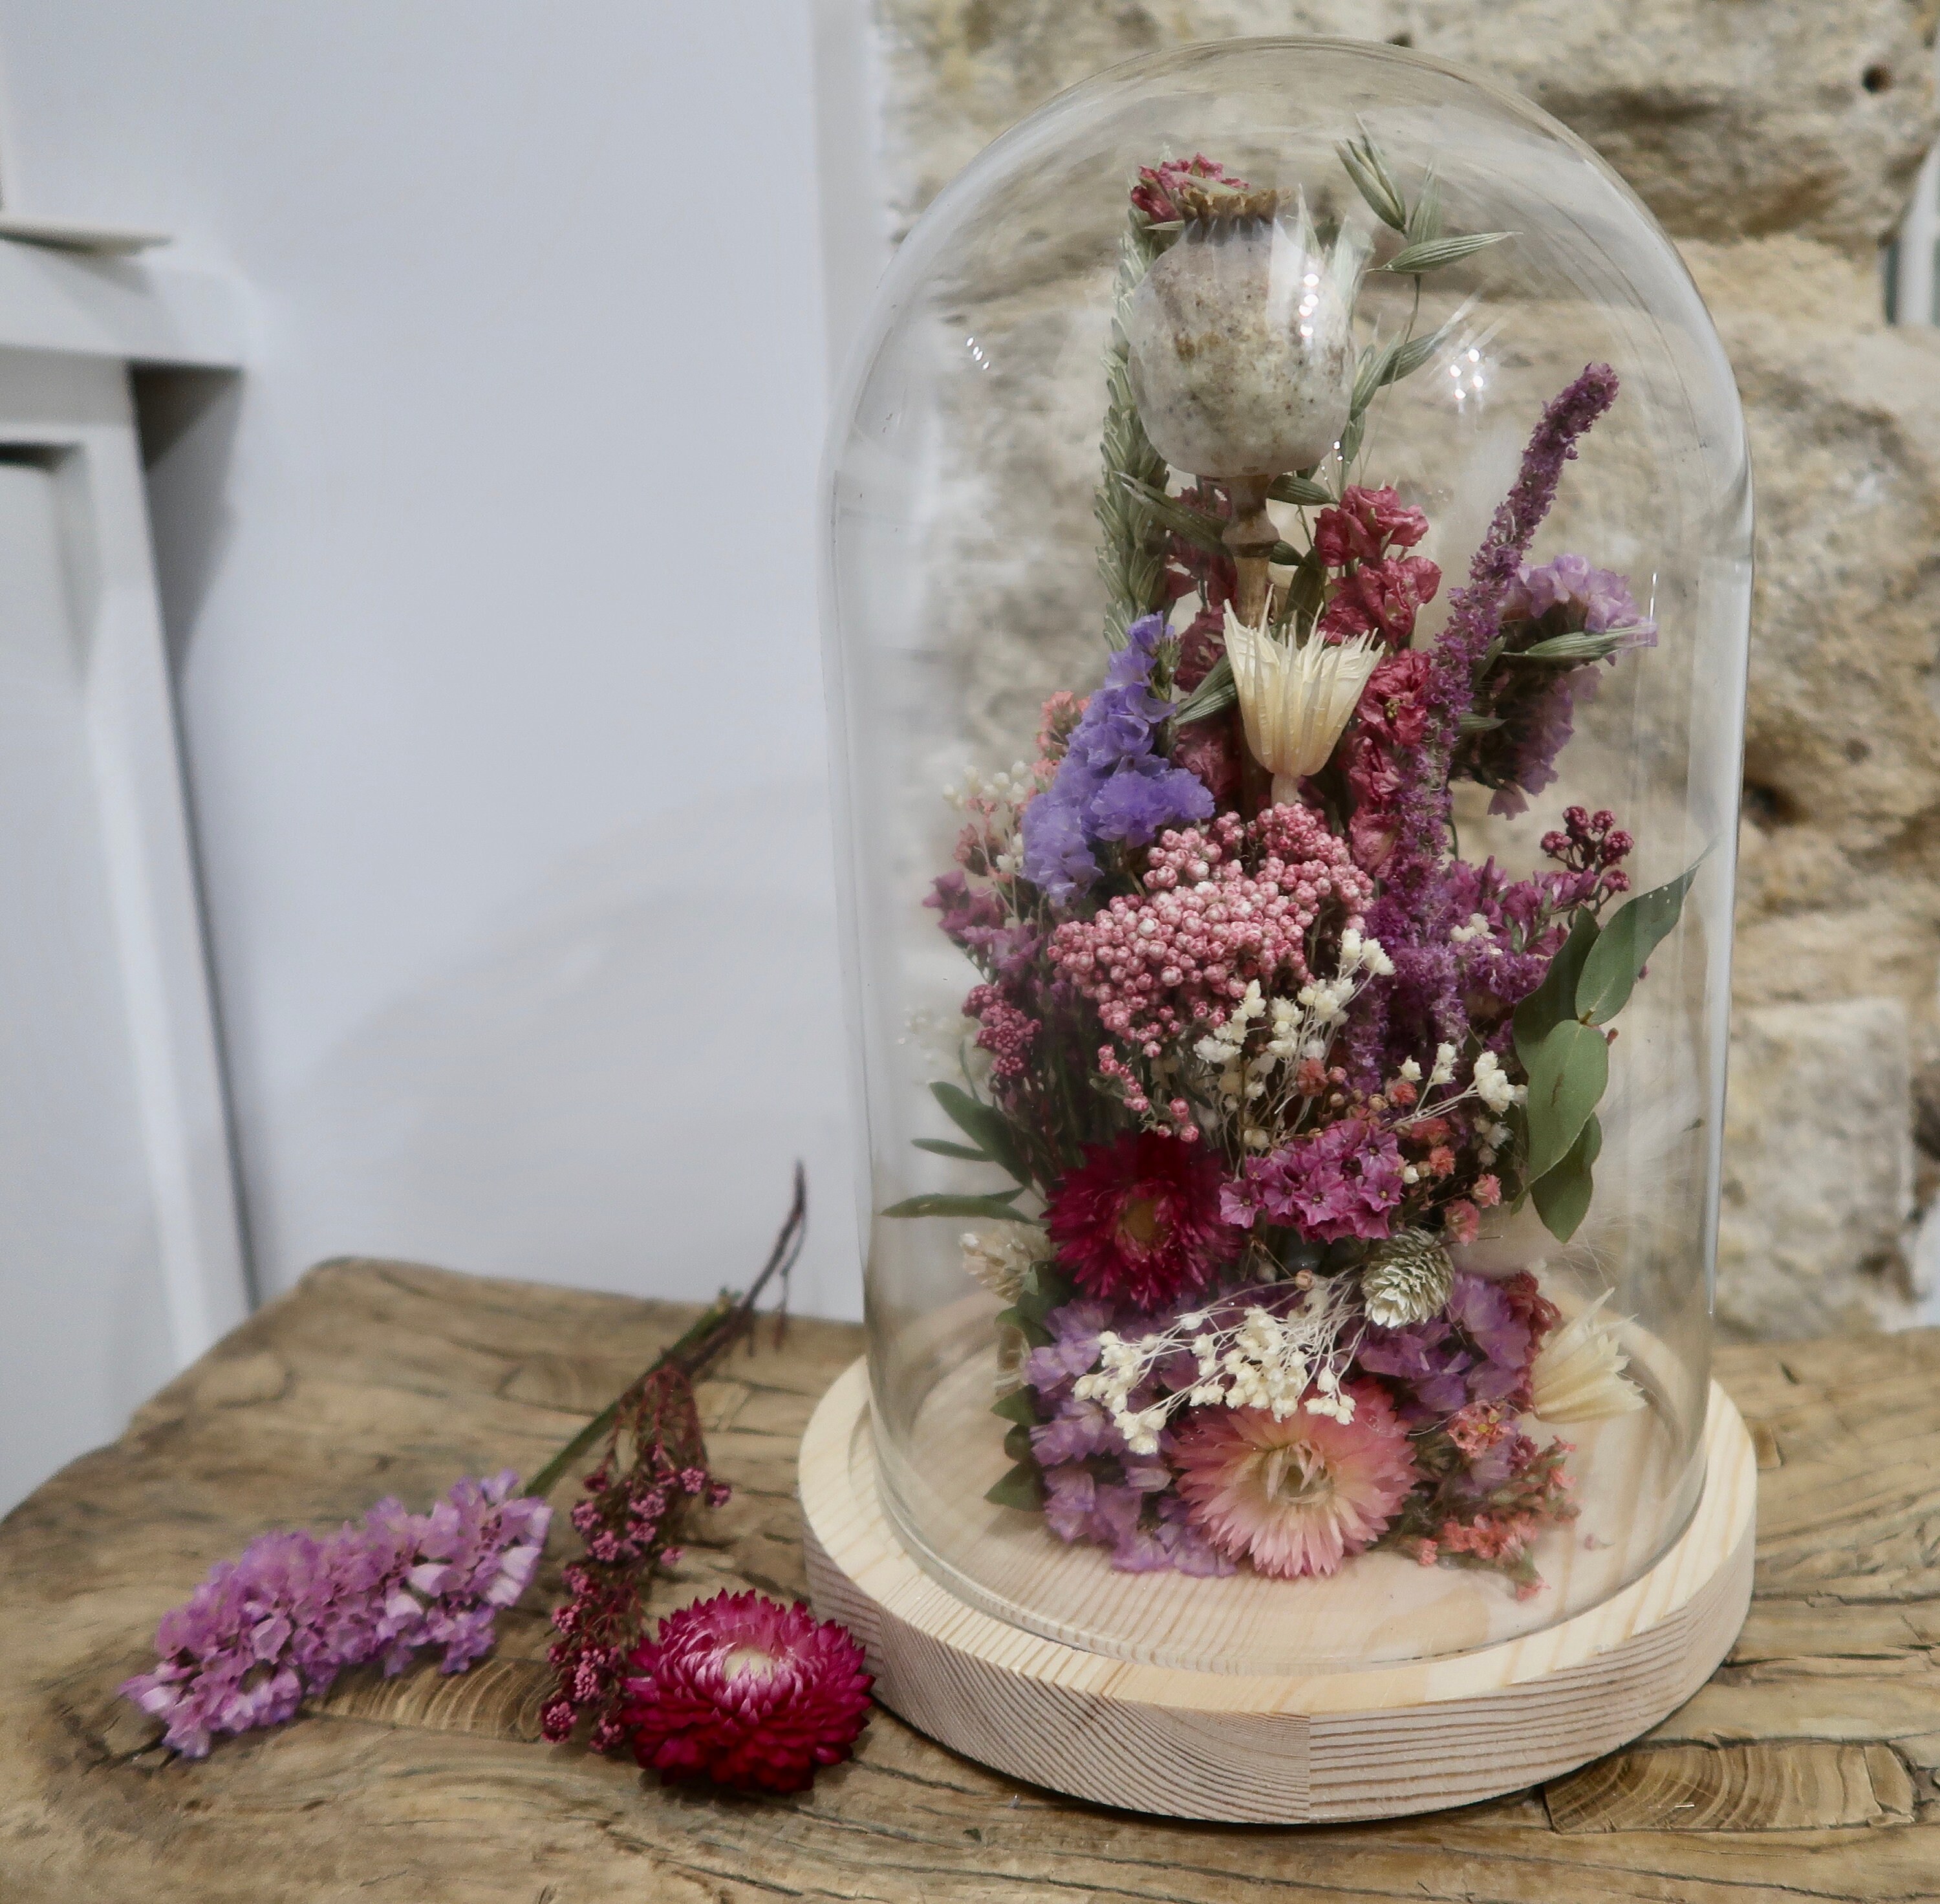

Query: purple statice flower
[1482,555,1655,817]
[120,1471,550,1758]
[1503,554,1655,642]
[1354,368,1621,1075]
[1019,613,1212,905]
[1359,1273,1535,1425]
[1222,1118,1406,1243]
[1022,1298,1118,1405]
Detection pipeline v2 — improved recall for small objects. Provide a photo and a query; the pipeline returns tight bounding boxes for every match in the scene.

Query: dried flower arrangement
[901,141,1688,1597]
[123,1171,873,1793]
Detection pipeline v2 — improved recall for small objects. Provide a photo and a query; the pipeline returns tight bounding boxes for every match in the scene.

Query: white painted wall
[0,2,882,1319]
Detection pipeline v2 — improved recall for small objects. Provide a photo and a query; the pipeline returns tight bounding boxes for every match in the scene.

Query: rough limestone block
[1718,998,1915,1336]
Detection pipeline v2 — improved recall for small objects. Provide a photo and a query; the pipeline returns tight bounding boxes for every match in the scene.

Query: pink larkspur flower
[619,1591,872,1794]
[1174,1385,1417,1578]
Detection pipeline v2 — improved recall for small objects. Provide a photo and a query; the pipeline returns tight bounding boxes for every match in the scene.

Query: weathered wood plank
[0,1257,1935,1902]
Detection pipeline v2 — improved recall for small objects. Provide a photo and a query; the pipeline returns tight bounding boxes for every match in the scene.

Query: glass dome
[821,38,1749,1675]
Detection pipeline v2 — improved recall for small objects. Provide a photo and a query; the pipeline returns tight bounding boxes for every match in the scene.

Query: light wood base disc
[800,1358,1755,1823]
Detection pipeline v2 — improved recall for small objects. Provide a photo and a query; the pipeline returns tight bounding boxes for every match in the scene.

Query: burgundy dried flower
[1047,1130,1238,1310]
[619,1591,872,1793]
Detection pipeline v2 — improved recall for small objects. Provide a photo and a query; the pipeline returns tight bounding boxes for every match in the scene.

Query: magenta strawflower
[120,1472,549,1758]
[1047,1129,1238,1309]
[619,1591,872,1793]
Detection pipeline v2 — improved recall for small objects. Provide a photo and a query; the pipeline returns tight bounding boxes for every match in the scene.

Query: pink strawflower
[1130,153,1246,224]
[1174,1385,1418,1578]
[1046,1129,1238,1310]
[619,1592,872,1793]
[1048,807,1371,1055]
[121,1473,549,1758]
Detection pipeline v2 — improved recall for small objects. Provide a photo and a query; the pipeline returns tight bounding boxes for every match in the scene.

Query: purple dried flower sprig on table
[120,1473,549,1759]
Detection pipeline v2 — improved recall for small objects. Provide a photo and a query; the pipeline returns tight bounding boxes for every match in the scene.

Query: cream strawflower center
[720,1645,781,1683]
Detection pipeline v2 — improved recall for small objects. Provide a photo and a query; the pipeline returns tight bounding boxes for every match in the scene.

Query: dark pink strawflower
[1047,1129,1238,1309]
[120,1473,549,1758]
[619,1591,872,1793]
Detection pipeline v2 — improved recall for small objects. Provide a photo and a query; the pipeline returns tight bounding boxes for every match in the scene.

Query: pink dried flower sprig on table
[620,1590,873,1793]
[120,1473,549,1759]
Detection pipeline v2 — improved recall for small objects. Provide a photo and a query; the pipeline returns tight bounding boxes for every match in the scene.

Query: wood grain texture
[1,1257,1936,1900]
[801,1358,1755,1821]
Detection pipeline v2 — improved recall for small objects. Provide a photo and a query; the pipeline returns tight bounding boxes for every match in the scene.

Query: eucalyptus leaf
[883,1190,1026,1221]
[1522,1019,1610,1184]
[1335,133,1407,231]
[1383,232,1513,274]
[1513,909,1600,1067]
[1267,473,1335,508]
[993,1304,1053,1349]
[984,1462,1046,1511]
[931,1080,1030,1183]
[990,1387,1039,1426]
[1172,651,1236,724]
[911,1136,991,1162]
[1531,1112,1602,1242]
[1003,1422,1035,1463]
[1575,861,1701,1026]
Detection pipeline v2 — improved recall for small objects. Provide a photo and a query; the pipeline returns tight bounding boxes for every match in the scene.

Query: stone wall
[865,0,1940,1337]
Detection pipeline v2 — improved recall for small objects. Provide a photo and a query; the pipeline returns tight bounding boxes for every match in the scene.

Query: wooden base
[800,1357,1755,1823]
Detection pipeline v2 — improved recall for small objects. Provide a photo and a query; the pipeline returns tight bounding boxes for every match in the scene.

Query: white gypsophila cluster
[941,759,1045,879]
[1189,930,1394,1152]
[1072,1275,1363,1456]
[960,1226,1050,1304]
[1446,911,1505,955]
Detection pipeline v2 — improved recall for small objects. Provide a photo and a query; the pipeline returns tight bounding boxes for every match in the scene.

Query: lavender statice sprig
[1385,363,1621,898]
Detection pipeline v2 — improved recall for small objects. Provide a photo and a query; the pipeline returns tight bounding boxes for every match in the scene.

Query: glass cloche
[819,38,1750,1676]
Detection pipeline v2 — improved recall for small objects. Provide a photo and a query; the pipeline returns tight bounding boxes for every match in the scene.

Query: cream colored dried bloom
[1225,603,1382,804]
[1531,1293,1647,1424]
[960,1226,1048,1304]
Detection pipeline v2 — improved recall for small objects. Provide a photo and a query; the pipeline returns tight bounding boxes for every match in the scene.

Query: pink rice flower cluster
[1173,1383,1418,1578]
[619,1590,872,1793]
[542,1437,730,1751]
[1047,806,1372,1056]
[120,1473,549,1758]
[964,982,1039,1081]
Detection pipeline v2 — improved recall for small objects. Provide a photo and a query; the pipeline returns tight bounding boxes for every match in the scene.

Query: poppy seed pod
[1125,196,1360,481]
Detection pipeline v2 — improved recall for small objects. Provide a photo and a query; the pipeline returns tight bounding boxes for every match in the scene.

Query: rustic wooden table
[3,1259,1936,1901]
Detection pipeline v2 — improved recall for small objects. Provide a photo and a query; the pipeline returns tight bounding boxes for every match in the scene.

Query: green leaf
[1532,1113,1601,1242]
[883,1191,1026,1221]
[911,1136,991,1162]
[931,1081,1030,1183]
[1406,166,1443,244]
[1513,909,1600,1068]
[1457,711,1503,735]
[984,1462,1045,1512]
[1267,473,1335,508]
[1335,133,1407,231]
[1339,411,1366,470]
[1522,1019,1610,1184]
[1350,339,1396,416]
[1172,651,1235,724]
[990,1388,1039,1426]
[1383,232,1513,274]
[1575,862,1701,1026]
[1003,1422,1035,1463]
[993,1304,1053,1349]
[1117,475,1227,555]
[1509,629,1635,665]
[1280,542,1328,634]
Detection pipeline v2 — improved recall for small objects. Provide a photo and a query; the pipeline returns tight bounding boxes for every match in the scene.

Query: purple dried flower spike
[120,1471,548,1758]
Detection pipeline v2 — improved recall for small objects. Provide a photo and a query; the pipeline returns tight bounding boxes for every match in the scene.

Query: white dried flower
[1224,603,1383,804]
[1530,1293,1648,1423]
[960,1226,1048,1304]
